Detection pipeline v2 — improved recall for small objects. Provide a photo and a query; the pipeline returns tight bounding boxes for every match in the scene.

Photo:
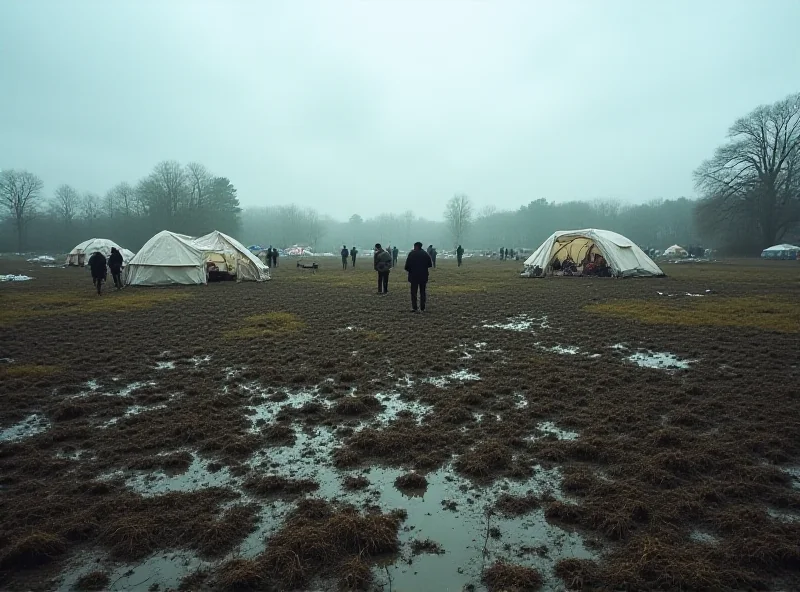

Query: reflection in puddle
[530,421,579,442]
[57,550,206,592]
[627,351,691,370]
[768,508,800,523]
[783,466,800,489]
[0,414,50,442]
[110,452,238,496]
[425,370,480,388]
[375,392,432,425]
[244,387,320,432]
[482,314,550,332]
[70,380,156,399]
[689,530,719,544]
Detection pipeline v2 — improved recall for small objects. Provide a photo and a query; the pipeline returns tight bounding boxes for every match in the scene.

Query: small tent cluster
[522,229,664,278]
[126,230,270,286]
[66,238,135,267]
[761,243,800,260]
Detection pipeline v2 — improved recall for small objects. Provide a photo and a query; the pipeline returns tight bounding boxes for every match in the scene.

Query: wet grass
[1,258,799,590]
[0,364,62,377]
[0,289,191,326]
[587,295,800,333]
[223,311,306,339]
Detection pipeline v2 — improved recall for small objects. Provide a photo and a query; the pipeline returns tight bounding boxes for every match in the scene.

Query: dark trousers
[457,257,462,267]
[342,257,348,269]
[110,268,122,289]
[410,280,427,310]
[352,256,356,267]
[93,275,104,294]
[272,257,278,267]
[377,271,389,293]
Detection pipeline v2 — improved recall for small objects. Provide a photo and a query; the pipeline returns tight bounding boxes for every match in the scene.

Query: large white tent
[663,244,688,258]
[126,230,271,286]
[66,238,135,266]
[522,229,664,278]
[761,243,800,260]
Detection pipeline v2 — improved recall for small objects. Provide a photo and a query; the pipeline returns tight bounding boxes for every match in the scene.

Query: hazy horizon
[2,0,799,219]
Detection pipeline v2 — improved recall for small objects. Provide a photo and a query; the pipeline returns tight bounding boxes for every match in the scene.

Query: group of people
[372,242,433,312]
[261,247,280,267]
[87,247,124,295]
[552,252,609,276]
[341,245,400,269]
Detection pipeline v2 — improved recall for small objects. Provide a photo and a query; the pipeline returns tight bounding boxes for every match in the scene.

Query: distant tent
[126,230,271,286]
[761,243,800,260]
[663,244,688,258]
[66,238,133,266]
[522,229,664,278]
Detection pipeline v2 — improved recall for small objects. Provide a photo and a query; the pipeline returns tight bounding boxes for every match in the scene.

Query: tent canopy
[522,229,664,278]
[66,238,134,266]
[761,243,800,259]
[664,244,688,256]
[126,230,271,286]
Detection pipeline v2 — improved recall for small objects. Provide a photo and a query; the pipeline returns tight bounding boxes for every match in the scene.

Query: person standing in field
[350,246,358,268]
[341,245,349,270]
[273,248,279,267]
[431,246,437,268]
[88,250,108,295]
[456,245,464,267]
[108,247,124,290]
[405,241,432,313]
[374,243,392,295]
[392,245,398,267]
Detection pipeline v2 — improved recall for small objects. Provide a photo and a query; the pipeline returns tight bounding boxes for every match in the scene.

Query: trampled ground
[1,256,799,591]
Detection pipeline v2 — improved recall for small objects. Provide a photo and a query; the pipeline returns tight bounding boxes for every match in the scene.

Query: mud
[2,258,799,591]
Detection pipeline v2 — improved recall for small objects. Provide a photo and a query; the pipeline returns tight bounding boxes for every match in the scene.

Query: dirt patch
[394,472,428,495]
[482,560,543,591]
[242,474,319,497]
[410,538,445,556]
[342,474,370,490]
[494,493,541,517]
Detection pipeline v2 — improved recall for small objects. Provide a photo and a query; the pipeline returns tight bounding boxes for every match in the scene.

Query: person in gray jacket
[374,243,392,295]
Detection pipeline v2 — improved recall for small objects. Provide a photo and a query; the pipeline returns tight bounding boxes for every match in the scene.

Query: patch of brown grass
[0,532,67,568]
[242,474,319,497]
[494,493,540,517]
[223,311,305,339]
[0,364,63,377]
[482,560,543,591]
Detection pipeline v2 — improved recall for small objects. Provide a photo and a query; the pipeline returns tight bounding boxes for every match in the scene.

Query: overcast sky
[2,0,798,219]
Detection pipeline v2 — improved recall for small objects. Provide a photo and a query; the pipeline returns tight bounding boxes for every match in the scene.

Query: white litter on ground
[424,370,480,388]
[528,421,579,442]
[155,361,176,370]
[0,274,34,282]
[482,314,549,332]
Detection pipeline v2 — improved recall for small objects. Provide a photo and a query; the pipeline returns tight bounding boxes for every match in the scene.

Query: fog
[2,0,799,219]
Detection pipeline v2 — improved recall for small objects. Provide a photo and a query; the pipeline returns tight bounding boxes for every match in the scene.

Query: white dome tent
[521,229,664,278]
[760,243,800,260]
[66,238,135,266]
[125,230,271,286]
[663,244,688,258]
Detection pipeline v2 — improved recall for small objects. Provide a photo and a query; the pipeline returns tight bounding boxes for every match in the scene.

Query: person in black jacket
[456,245,464,267]
[341,245,349,269]
[350,246,358,267]
[404,241,433,313]
[108,247,124,290]
[88,251,107,295]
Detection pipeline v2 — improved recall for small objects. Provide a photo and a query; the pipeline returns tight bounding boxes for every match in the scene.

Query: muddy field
[1,256,799,591]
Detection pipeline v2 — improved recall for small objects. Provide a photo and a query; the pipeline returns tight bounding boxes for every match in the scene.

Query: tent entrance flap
[549,237,605,266]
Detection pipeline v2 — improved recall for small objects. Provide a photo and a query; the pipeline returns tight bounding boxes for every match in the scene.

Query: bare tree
[444,193,474,247]
[108,182,136,217]
[145,160,187,216]
[186,162,211,210]
[52,184,80,225]
[478,205,497,219]
[694,92,800,248]
[0,169,44,252]
[81,192,101,221]
[305,209,327,249]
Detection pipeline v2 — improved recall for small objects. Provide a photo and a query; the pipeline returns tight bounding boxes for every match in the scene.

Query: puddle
[57,550,207,592]
[425,370,480,388]
[626,351,692,370]
[539,345,581,355]
[102,403,168,428]
[767,508,800,523]
[610,343,628,351]
[0,274,34,281]
[244,387,321,432]
[782,466,800,489]
[374,392,433,425]
[482,314,549,332]
[115,452,239,496]
[69,380,155,399]
[0,414,50,442]
[155,361,176,370]
[689,530,719,544]
[530,421,579,442]
[514,393,529,409]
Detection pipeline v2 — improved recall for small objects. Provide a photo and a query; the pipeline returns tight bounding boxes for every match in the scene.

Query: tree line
[0,161,241,253]
[3,93,797,255]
